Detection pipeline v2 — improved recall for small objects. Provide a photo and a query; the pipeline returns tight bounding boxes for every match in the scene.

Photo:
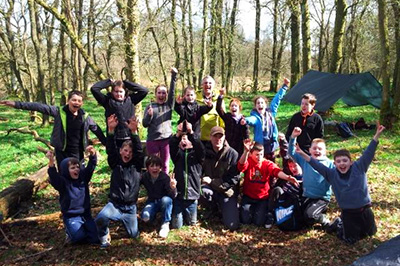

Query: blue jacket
[309,140,378,209]
[245,85,287,153]
[48,155,97,217]
[289,138,333,201]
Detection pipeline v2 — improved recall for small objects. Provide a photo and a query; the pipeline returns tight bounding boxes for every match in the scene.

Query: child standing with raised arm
[95,115,144,247]
[216,88,249,156]
[141,155,177,238]
[169,121,205,229]
[0,91,106,168]
[238,139,299,228]
[91,75,148,147]
[174,86,213,138]
[296,123,385,244]
[289,128,334,228]
[243,78,289,161]
[46,146,99,244]
[143,68,178,173]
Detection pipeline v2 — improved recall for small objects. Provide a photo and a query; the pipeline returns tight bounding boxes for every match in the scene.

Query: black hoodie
[106,133,144,205]
[48,155,97,217]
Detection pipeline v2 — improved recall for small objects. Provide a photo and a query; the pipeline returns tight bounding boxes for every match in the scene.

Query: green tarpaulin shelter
[283,70,382,112]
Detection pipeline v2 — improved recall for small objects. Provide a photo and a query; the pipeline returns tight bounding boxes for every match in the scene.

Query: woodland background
[0,0,399,128]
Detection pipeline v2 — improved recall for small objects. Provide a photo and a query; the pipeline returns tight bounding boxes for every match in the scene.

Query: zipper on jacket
[184,149,188,199]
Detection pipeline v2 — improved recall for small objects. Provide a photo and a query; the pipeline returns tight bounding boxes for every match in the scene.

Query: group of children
[0,69,385,246]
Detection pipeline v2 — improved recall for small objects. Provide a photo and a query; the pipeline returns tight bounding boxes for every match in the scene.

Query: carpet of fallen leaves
[1,162,399,266]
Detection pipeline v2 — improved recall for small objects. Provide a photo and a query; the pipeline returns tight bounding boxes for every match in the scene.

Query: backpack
[274,183,305,231]
[336,122,354,138]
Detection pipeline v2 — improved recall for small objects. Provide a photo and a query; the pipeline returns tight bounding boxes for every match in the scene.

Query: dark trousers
[337,205,376,244]
[201,185,240,231]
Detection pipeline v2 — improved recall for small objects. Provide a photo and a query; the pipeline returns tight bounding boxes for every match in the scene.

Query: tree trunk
[145,0,167,85]
[198,0,209,88]
[209,0,217,78]
[301,0,311,75]
[391,1,400,93]
[252,0,261,93]
[226,0,238,92]
[180,0,191,85]
[45,0,58,105]
[290,0,301,86]
[0,167,49,219]
[270,0,279,91]
[83,0,95,90]
[188,0,197,86]
[217,0,225,87]
[329,0,347,73]
[28,0,48,125]
[378,0,394,128]
[171,0,180,70]
[34,0,106,80]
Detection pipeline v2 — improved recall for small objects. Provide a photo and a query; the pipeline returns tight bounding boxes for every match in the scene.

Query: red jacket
[238,157,281,200]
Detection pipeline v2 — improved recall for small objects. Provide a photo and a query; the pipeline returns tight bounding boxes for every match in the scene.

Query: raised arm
[90,79,112,106]
[358,123,385,172]
[106,115,120,168]
[269,78,289,116]
[80,146,98,183]
[46,151,63,191]
[142,104,153,128]
[87,115,106,146]
[167,68,178,107]
[124,80,149,105]
[216,88,226,119]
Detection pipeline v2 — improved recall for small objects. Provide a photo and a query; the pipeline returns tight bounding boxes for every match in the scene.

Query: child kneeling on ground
[141,155,177,238]
[96,114,144,247]
[46,146,99,244]
[238,139,299,228]
[296,122,385,244]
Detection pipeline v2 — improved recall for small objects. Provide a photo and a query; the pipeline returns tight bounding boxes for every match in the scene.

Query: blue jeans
[171,199,198,229]
[63,214,99,244]
[240,195,269,226]
[141,196,173,224]
[201,185,240,231]
[95,202,138,243]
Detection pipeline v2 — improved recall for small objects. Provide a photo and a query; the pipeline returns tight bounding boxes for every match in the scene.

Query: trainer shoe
[265,212,274,229]
[100,231,111,248]
[159,222,170,238]
[326,217,341,234]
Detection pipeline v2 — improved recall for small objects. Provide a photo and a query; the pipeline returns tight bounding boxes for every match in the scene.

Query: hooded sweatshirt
[48,155,97,217]
[288,137,333,201]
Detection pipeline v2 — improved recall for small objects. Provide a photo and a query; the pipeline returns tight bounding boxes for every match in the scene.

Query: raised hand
[147,104,153,117]
[283,78,290,86]
[107,114,118,132]
[243,139,254,152]
[85,145,96,156]
[171,67,178,74]
[46,150,55,167]
[373,121,385,141]
[240,117,247,126]
[176,95,183,104]
[170,173,177,189]
[291,127,302,138]
[204,98,213,107]
[287,175,299,186]
[186,121,193,134]
[126,116,139,134]
[219,87,226,96]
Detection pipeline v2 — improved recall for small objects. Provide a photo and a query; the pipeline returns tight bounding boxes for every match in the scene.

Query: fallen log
[0,166,49,219]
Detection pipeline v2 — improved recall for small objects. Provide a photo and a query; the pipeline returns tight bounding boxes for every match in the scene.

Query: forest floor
[0,94,399,265]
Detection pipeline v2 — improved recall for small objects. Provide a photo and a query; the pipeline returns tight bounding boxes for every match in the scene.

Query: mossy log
[0,166,48,219]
